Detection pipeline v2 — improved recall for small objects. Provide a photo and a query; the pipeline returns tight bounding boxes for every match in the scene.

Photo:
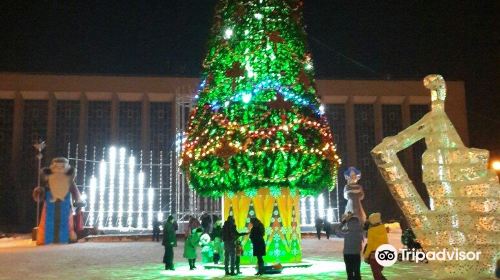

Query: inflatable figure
[199,232,213,263]
[371,75,499,279]
[33,157,85,245]
[343,167,366,224]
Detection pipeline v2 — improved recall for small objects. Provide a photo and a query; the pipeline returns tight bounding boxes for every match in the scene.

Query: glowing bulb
[242,93,252,103]
[492,160,500,171]
[305,62,313,70]
[157,212,164,222]
[223,28,233,39]
[224,101,230,107]
[254,13,263,20]
[319,105,325,114]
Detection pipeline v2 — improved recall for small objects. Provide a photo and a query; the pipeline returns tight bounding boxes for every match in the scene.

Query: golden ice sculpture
[371,75,499,279]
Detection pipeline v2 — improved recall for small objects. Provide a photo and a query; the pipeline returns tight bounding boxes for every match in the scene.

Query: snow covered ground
[0,234,436,280]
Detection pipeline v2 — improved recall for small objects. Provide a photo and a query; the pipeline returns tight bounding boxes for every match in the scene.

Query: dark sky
[1,0,498,153]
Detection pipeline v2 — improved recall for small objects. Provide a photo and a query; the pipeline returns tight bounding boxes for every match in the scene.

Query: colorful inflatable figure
[371,75,499,279]
[343,167,366,224]
[33,157,85,245]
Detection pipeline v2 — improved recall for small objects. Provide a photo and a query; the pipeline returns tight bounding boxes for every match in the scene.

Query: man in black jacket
[222,216,247,276]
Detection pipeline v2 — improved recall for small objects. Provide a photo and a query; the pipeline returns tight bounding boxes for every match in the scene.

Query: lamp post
[32,140,46,240]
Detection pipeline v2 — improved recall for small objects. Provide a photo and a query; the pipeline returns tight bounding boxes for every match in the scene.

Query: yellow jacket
[363,223,388,259]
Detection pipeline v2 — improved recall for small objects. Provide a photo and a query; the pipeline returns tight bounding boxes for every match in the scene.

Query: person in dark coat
[334,215,364,280]
[222,216,247,276]
[315,217,323,240]
[152,219,161,242]
[162,215,177,270]
[210,220,223,264]
[249,217,266,275]
[324,218,332,240]
[200,212,212,234]
[184,227,203,270]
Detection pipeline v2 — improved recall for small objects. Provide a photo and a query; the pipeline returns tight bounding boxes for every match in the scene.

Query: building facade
[0,73,468,229]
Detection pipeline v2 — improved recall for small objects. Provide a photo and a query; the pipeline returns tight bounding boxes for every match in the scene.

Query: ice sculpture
[371,75,499,279]
[343,167,367,224]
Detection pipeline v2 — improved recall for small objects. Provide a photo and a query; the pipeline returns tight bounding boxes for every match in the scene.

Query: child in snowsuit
[235,239,243,274]
[184,227,203,270]
[363,213,388,280]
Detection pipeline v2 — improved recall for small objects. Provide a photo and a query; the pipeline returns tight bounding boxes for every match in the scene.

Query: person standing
[363,213,388,280]
[184,227,203,270]
[162,215,177,270]
[249,217,266,276]
[152,219,161,242]
[200,212,212,234]
[211,219,223,264]
[235,239,243,274]
[222,216,246,276]
[324,218,332,240]
[315,217,323,240]
[334,214,364,280]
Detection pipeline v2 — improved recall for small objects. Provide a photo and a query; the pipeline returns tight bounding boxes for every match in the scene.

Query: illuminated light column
[147,188,154,230]
[300,197,306,225]
[88,176,97,225]
[98,160,107,229]
[309,196,316,226]
[317,194,324,220]
[137,171,145,229]
[117,147,126,228]
[169,151,173,214]
[158,151,163,219]
[127,155,136,228]
[148,150,154,229]
[327,208,334,223]
[107,147,117,227]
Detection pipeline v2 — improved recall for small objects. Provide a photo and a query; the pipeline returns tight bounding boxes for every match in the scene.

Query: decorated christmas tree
[181,0,340,264]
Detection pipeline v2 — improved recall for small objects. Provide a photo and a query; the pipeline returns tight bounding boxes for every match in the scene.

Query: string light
[98,160,107,229]
[317,193,324,220]
[88,176,97,225]
[127,155,135,228]
[137,171,145,229]
[117,148,126,228]
[107,147,116,227]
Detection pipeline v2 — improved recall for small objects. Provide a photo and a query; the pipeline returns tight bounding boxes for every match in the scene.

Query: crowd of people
[158,211,400,279]
[159,213,266,276]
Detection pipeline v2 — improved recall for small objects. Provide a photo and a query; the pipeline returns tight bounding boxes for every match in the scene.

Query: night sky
[1,0,498,153]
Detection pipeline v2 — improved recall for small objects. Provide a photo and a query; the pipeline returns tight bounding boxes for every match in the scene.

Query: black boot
[192,259,197,269]
[189,259,194,270]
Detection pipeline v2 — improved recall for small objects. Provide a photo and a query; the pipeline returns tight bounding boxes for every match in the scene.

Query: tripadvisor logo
[375,244,482,267]
[375,244,398,267]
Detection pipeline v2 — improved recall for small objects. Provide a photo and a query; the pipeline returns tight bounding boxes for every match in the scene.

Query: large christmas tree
[181,0,340,264]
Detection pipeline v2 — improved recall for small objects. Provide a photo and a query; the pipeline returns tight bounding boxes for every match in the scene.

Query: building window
[324,104,348,213]
[150,102,173,153]
[354,104,376,202]
[87,101,111,150]
[22,100,48,186]
[0,100,13,165]
[56,101,80,157]
[118,102,141,152]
